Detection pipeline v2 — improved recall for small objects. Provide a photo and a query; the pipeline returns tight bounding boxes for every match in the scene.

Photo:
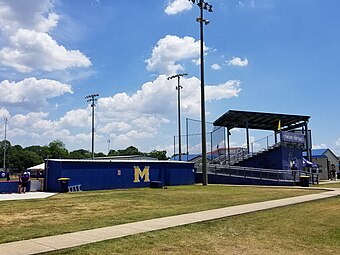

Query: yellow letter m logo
[133,166,150,183]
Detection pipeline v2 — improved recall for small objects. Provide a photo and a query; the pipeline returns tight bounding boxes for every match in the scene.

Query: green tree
[48,140,69,159]
[94,152,106,158]
[0,140,11,168]
[147,150,168,160]
[7,145,43,171]
[25,145,50,159]
[69,149,91,159]
[108,150,119,156]
[117,146,141,156]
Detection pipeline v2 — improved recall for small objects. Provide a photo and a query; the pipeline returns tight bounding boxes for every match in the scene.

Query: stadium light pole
[3,118,8,171]
[168,73,188,161]
[85,94,99,159]
[107,139,111,155]
[189,0,212,185]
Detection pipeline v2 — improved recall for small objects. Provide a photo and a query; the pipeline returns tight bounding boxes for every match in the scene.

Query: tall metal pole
[3,118,8,171]
[168,73,187,161]
[85,94,99,159]
[186,118,189,161]
[200,8,208,185]
[107,139,111,155]
[173,135,176,158]
[91,103,95,158]
[177,77,182,160]
[192,0,212,185]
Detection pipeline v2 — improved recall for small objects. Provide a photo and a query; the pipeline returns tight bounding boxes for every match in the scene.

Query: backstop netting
[173,118,226,161]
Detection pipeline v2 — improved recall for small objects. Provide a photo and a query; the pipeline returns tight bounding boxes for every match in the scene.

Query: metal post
[174,135,176,158]
[3,118,8,171]
[85,94,99,159]
[223,126,226,161]
[304,121,312,162]
[227,128,231,164]
[91,104,95,158]
[177,77,182,161]
[199,1,208,185]
[186,118,189,161]
[189,0,212,185]
[168,73,187,161]
[246,119,250,154]
[200,0,207,185]
[209,131,212,161]
[107,140,111,155]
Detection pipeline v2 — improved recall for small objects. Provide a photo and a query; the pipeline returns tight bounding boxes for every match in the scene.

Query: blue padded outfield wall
[45,159,195,192]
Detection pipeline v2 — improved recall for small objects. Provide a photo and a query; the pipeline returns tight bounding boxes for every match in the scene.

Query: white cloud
[0,74,242,153]
[0,77,72,108]
[98,75,241,118]
[145,35,207,74]
[12,112,48,126]
[0,29,91,73]
[236,0,256,9]
[206,80,242,101]
[313,144,328,149]
[237,1,245,8]
[2,109,92,148]
[0,1,91,73]
[236,1,273,9]
[227,57,249,67]
[98,75,175,117]
[131,116,170,133]
[211,63,222,70]
[165,0,192,15]
[335,138,340,147]
[0,0,57,33]
[192,58,200,66]
[99,122,132,134]
[59,109,90,128]
[0,107,10,119]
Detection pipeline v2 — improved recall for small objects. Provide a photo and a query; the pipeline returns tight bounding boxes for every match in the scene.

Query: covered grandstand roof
[213,110,310,131]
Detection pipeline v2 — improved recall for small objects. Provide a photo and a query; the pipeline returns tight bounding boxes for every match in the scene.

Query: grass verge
[317,183,340,189]
[0,185,323,244]
[45,196,340,255]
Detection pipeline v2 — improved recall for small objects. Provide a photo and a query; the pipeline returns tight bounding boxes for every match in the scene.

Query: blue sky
[0,0,339,156]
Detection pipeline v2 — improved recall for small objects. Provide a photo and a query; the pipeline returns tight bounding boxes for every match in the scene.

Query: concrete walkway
[0,192,56,201]
[1,187,339,255]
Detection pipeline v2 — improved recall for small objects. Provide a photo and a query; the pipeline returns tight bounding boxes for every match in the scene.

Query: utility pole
[85,94,99,159]
[168,73,187,161]
[189,0,213,185]
[3,118,8,171]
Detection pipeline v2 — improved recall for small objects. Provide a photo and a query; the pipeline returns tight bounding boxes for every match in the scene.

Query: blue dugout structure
[45,159,195,192]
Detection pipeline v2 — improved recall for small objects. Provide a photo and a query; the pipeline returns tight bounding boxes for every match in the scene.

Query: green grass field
[318,183,340,189]
[46,196,340,255]
[0,185,321,244]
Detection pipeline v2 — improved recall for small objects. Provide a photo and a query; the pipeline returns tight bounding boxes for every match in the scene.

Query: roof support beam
[245,119,250,154]
[304,121,312,162]
[227,127,231,164]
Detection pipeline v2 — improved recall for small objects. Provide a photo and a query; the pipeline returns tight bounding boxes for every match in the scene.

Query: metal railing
[198,164,310,183]
[211,134,280,165]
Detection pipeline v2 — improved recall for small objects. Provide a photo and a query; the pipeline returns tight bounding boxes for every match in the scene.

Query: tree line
[0,140,167,172]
